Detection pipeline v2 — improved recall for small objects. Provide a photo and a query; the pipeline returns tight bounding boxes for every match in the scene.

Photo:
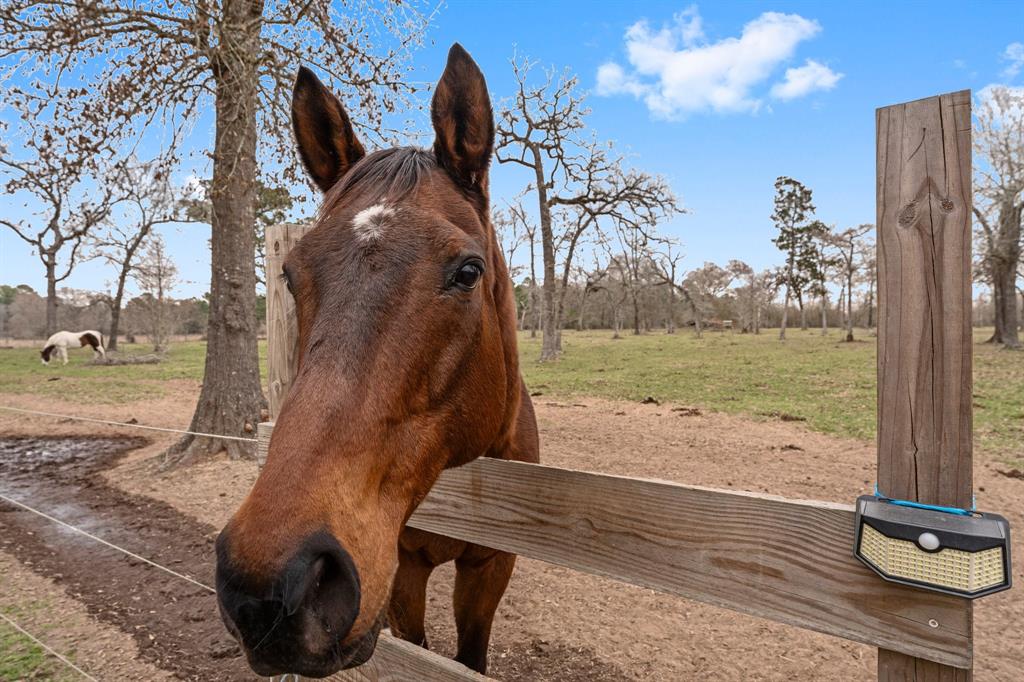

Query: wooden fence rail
[260,89,976,681]
[258,422,970,669]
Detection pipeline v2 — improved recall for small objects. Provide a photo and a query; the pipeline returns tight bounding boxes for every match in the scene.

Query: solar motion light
[854,493,1011,598]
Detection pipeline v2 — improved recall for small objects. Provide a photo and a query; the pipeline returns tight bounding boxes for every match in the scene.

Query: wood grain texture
[265,223,309,420]
[333,634,489,681]
[876,91,973,680]
[256,421,272,467]
[256,425,969,668]
[269,632,489,682]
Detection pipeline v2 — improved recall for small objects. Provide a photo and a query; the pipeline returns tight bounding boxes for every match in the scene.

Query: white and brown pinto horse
[40,330,106,365]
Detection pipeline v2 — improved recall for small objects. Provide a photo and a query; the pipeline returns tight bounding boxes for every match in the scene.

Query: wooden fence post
[876,90,973,681]
[265,223,307,421]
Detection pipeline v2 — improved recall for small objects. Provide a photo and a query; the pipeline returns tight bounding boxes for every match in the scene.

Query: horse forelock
[318,147,436,223]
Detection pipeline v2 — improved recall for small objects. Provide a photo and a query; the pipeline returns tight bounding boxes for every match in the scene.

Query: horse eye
[453,261,484,290]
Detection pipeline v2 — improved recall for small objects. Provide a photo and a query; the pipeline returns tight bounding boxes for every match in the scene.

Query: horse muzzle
[215,529,377,677]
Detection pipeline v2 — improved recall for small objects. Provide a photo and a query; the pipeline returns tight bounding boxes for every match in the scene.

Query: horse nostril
[289,536,362,640]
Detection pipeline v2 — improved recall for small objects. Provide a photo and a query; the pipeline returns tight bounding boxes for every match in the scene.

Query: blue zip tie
[872,484,975,516]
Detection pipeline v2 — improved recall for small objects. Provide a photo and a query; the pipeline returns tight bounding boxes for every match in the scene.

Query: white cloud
[597,7,837,118]
[1002,42,1024,79]
[976,83,1024,122]
[770,59,843,100]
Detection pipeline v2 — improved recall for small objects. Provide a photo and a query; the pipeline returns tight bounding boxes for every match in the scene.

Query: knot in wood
[898,202,917,227]
[940,199,954,212]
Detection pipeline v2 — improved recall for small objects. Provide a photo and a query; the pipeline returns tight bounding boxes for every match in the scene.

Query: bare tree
[728,260,782,335]
[974,86,1023,348]
[0,119,119,336]
[492,205,527,281]
[132,235,179,352]
[808,223,837,336]
[572,261,606,331]
[496,57,680,360]
[862,252,877,330]
[602,211,659,335]
[504,200,540,335]
[92,157,181,351]
[653,242,685,334]
[0,1,427,462]
[827,224,873,342]
[683,262,733,336]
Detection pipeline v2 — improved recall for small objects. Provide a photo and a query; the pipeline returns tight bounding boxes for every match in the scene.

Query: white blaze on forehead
[351,204,395,242]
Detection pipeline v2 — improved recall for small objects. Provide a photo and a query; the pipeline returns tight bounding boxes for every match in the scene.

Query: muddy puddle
[0,437,253,680]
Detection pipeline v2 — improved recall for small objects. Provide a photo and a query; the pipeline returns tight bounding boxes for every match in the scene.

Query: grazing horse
[40,330,106,365]
[215,44,540,677]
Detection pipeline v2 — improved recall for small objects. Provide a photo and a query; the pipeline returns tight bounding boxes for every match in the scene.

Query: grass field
[0,605,77,682]
[1,328,1021,462]
[521,328,1024,460]
[0,341,266,404]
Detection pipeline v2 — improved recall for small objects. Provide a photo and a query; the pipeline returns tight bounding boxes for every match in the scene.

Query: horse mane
[319,147,437,220]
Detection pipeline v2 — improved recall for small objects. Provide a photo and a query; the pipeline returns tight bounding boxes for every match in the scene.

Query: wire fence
[0,490,221,681]
[0,405,256,443]
[0,408,238,680]
[0,611,99,682]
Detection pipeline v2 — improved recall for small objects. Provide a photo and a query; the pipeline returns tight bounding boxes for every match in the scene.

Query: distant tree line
[0,284,212,346]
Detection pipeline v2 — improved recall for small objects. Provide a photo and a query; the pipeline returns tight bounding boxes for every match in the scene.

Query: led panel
[854,495,1011,598]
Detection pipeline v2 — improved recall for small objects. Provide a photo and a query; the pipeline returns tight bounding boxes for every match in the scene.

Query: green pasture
[0,604,78,682]
[521,328,1023,461]
[0,341,266,404]
[0,329,1020,462]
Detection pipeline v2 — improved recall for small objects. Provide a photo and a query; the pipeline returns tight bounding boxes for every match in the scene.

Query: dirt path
[108,398,1023,681]
[0,436,251,680]
[0,550,173,681]
[1,393,1021,680]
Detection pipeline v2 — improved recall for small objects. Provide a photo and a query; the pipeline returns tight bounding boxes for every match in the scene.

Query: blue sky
[2,1,1023,298]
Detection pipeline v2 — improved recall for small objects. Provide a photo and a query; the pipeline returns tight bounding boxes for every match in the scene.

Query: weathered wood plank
[333,633,489,682]
[270,631,488,682]
[876,90,973,680]
[256,423,970,668]
[265,224,308,420]
[411,458,970,668]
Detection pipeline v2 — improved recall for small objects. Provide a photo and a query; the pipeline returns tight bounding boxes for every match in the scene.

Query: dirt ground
[0,390,1021,681]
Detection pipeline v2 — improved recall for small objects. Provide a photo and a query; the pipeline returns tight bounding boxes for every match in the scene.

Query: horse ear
[431,44,494,191]
[292,66,366,193]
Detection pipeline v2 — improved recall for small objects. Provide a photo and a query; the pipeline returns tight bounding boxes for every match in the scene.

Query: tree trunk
[576,288,588,331]
[530,146,559,361]
[632,291,641,335]
[866,277,875,329]
[108,267,131,351]
[992,260,1021,348]
[987,201,1022,348]
[779,284,790,340]
[530,290,539,338]
[820,292,828,336]
[108,225,149,351]
[45,255,58,337]
[797,290,807,330]
[666,287,676,334]
[167,0,264,464]
[845,271,854,342]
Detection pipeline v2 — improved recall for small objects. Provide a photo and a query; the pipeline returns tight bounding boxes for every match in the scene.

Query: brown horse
[215,44,539,678]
